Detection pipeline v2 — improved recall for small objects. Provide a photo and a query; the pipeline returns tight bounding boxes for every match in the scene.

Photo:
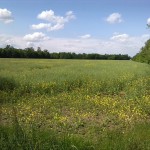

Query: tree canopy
[0,45,131,60]
[132,39,150,64]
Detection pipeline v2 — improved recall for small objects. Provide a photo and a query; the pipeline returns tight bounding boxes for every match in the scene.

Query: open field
[0,58,150,149]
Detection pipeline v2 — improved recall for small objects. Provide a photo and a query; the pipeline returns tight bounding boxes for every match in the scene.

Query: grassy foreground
[0,59,150,150]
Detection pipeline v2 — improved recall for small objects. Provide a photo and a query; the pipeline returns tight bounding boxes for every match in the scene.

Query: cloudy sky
[0,0,150,56]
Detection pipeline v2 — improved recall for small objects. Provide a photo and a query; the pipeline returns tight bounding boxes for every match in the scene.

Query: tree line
[0,45,131,60]
[132,39,150,64]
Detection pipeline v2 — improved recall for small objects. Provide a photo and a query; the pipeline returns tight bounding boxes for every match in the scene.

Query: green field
[0,58,150,150]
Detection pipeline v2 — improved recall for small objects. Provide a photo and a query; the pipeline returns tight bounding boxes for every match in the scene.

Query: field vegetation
[0,59,150,149]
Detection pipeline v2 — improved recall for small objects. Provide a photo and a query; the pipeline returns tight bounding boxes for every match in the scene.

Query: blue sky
[0,0,150,56]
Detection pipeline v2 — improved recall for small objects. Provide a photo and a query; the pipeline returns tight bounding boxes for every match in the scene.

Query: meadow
[0,58,150,150]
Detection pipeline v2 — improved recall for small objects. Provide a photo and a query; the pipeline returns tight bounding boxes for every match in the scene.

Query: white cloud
[0,34,12,46]
[50,23,64,31]
[111,34,129,42]
[65,11,75,21]
[31,10,75,31]
[0,8,14,24]
[31,34,149,56]
[23,32,49,42]
[37,10,55,21]
[80,34,91,39]
[147,18,150,26]
[0,34,26,48]
[1,33,150,57]
[31,23,64,31]
[37,10,75,23]
[106,13,123,24]
[31,23,51,30]
[141,34,150,39]
[26,42,35,47]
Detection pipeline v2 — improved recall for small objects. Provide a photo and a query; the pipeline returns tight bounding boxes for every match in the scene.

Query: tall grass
[1,119,150,150]
[0,58,150,149]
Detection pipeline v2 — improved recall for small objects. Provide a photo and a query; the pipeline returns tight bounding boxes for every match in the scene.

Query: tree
[132,39,150,64]
[0,45,131,60]
[25,47,35,58]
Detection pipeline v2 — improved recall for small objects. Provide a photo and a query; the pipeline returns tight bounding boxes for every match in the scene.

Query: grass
[0,58,150,149]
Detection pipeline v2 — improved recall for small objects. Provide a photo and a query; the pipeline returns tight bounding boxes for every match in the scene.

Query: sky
[0,0,150,56]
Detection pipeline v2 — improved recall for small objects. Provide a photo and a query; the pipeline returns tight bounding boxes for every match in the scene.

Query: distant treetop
[0,45,131,60]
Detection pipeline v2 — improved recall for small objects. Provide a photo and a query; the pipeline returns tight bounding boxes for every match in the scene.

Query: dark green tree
[0,45,131,60]
[132,39,150,64]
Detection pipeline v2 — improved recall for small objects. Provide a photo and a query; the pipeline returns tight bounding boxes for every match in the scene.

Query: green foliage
[132,39,150,64]
[0,45,131,60]
[98,123,150,150]
[0,59,150,149]
[0,76,18,91]
[0,111,93,150]
[1,119,150,150]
